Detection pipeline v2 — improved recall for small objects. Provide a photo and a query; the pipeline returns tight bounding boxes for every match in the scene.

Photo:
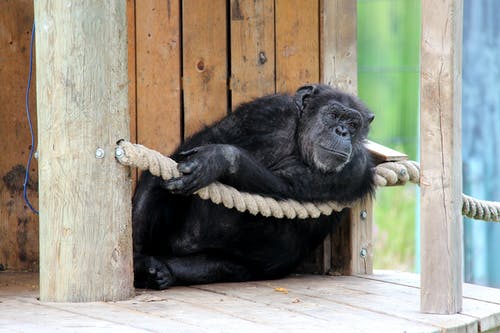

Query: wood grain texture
[136,0,181,154]
[182,0,228,138]
[127,0,137,144]
[35,1,133,302]
[349,197,373,275]
[320,0,365,276]
[321,0,357,94]
[420,0,463,314]
[0,0,39,271]
[275,0,319,93]
[127,0,138,187]
[5,271,500,332]
[365,140,408,163]
[230,0,275,108]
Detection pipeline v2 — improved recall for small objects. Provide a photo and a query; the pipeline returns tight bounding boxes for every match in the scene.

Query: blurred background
[357,0,500,288]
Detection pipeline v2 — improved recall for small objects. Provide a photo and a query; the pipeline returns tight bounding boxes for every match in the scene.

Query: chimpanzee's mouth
[317,145,350,159]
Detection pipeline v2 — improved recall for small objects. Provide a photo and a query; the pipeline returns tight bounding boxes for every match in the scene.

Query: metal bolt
[34,151,39,159]
[360,248,368,258]
[115,147,124,159]
[95,148,105,159]
[360,210,367,220]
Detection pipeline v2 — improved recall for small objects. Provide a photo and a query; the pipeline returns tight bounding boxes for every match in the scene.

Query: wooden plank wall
[2,0,362,274]
[0,0,39,272]
[131,0,321,152]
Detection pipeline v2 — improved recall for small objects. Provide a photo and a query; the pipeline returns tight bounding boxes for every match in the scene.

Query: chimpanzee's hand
[164,144,239,195]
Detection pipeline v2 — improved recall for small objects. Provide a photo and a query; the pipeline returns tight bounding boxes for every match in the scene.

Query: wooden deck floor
[1,271,500,333]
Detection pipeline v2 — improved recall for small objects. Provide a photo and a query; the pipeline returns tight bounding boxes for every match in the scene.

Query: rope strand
[115,140,500,222]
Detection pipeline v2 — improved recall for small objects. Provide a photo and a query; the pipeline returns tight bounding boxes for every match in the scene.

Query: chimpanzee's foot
[134,255,175,290]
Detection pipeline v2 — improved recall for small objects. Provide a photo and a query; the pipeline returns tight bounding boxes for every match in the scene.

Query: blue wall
[462,0,500,288]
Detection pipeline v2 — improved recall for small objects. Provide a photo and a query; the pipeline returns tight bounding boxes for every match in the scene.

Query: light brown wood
[136,0,181,154]
[230,0,275,108]
[320,0,357,94]
[34,1,133,302]
[127,0,137,144]
[365,140,408,163]
[182,0,228,138]
[420,0,463,314]
[349,196,373,275]
[126,0,138,188]
[0,0,39,272]
[361,271,500,333]
[320,0,373,277]
[3,271,500,332]
[275,0,319,93]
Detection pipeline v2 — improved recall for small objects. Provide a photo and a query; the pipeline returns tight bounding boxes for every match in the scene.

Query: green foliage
[357,0,421,270]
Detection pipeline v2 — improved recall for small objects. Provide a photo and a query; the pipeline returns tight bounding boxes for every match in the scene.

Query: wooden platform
[1,271,500,333]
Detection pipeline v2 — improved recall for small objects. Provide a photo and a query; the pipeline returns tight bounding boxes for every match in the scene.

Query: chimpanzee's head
[294,84,374,173]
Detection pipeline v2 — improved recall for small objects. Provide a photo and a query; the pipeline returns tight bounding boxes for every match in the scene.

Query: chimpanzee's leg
[134,254,254,290]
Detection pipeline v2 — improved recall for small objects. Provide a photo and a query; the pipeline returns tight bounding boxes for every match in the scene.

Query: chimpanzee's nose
[335,125,349,138]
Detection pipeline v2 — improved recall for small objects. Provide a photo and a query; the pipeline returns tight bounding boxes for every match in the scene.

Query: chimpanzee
[132,84,375,289]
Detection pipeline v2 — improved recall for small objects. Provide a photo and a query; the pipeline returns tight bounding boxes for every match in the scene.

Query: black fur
[132,84,375,289]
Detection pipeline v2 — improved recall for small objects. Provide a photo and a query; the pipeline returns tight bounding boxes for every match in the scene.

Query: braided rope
[115,141,500,222]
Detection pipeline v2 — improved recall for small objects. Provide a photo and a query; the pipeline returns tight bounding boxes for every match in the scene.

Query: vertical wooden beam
[35,1,133,302]
[348,198,373,274]
[127,0,137,144]
[275,0,319,93]
[321,0,372,275]
[230,0,275,107]
[321,0,357,94]
[136,0,181,154]
[420,0,463,314]
[182,0,228,138]
[126,0,138,187]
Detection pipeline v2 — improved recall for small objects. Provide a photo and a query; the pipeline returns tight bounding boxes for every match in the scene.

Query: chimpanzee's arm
[164,144,297,199]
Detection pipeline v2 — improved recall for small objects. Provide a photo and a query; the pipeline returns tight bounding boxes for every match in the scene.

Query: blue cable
[24,21,39,215]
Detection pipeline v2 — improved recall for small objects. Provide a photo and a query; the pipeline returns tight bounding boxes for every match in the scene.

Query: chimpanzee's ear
[367,112,375,124]
[294,84,319,112]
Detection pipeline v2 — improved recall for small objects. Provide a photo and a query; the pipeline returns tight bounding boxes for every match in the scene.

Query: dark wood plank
[0,0,39,272]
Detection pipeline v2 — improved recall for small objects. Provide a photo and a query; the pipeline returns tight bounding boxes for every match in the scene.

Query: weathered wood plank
[199,281,440,333]
[0,0,39,272]
[263,275,477,333]
[275,0,319,93]
[127,0,137,144]
[366,270,500,305]
[0,298,149,332]
[127,0,139,188]
[35,0,133,301]
[365,140,408,163]
[182,0,228,138]
[349,196,373,275]
[4,272,500,332]
[321,0,357,94]
[136,0,181,154]
[359,271,500,332]
[19,296,202,333]
[230,0,275,108]
[118,289,281,332]
[420,0,463,314]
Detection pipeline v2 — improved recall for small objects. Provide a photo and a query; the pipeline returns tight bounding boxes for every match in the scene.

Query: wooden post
[35,1,133,302]
[420,0,463,314]
[321,0,373,275]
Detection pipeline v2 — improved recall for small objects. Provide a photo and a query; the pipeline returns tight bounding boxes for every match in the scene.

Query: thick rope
[115,141,500,222]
